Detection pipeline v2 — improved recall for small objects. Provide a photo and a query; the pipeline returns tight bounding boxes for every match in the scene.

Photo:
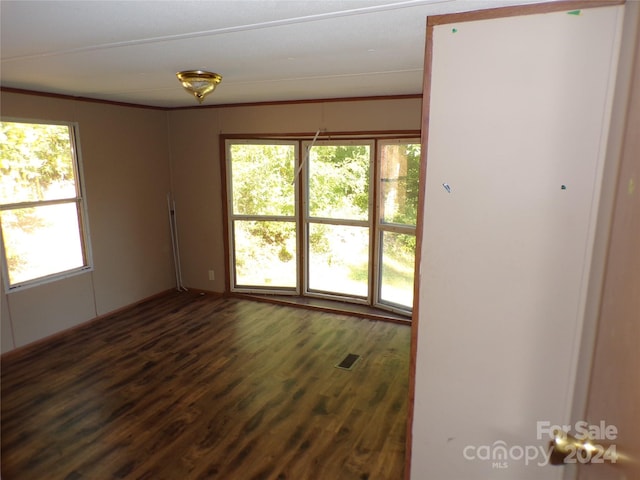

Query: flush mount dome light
[176,70,222,104]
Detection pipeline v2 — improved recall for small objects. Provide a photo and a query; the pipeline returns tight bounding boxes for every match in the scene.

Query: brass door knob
[549,429,618,465]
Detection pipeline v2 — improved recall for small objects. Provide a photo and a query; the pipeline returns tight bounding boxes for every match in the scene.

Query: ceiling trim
[0,87,168,111]
[0,87,422,112]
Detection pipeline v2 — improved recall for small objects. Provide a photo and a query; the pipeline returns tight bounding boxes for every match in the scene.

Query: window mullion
[378,223,416,235]
[231,214,295,222]
[0,197,80,211]
[306,216,369,228]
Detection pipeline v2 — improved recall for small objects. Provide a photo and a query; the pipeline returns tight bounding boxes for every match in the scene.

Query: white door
[409,4,624,480]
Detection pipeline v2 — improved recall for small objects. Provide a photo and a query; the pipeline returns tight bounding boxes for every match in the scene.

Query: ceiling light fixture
[176,70,222,104]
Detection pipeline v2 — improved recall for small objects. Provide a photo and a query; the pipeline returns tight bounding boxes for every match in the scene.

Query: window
[376,140,420,311]
[304,140,373,299]
[225,135,420,316]
[0,120,91,289]
[227,141,298,290]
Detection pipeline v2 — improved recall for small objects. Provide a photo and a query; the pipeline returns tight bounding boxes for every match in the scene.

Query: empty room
[1,1,638,480]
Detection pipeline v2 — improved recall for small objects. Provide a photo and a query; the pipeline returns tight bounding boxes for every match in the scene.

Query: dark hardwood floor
[1,292,410,479]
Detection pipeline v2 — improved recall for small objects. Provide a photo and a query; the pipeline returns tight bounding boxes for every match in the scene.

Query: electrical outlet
[208,270,215,281]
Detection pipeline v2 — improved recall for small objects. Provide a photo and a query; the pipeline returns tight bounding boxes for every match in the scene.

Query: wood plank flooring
[1,292,410,479]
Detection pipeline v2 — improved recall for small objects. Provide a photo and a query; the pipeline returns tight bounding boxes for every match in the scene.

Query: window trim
[0,118,94,292]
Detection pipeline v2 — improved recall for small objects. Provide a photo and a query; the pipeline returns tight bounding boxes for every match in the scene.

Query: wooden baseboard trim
[228,292,411,325]
[1,288,178,361]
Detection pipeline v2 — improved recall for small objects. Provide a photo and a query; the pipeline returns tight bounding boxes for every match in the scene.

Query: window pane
[380,143,420,226]
[0,122,77,204]
[234,220,296,288]
[230,144,295,216]
[1,203,85,285]
[308,223,369,297]
[379,231,416,309]
[308,145,370,220]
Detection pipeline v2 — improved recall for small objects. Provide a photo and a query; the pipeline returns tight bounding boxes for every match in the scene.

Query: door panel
[410,4,623,479]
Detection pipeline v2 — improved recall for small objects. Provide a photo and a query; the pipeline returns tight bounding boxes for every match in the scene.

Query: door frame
[570,3,639,479]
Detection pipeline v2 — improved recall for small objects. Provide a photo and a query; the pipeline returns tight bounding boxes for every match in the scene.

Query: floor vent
[335,353,360,370]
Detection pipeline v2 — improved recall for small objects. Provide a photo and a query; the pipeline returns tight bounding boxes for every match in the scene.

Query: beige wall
[167,97,422,291]
[1,91,174,352]
[1,94,421,353]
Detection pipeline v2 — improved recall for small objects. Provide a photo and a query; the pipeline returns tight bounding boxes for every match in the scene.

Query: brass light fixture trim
[176,70,222,104]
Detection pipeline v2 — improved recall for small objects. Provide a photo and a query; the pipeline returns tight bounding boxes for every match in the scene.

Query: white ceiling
[1,0,545,108]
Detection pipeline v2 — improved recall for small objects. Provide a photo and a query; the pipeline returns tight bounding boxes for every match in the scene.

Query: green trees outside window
[0,121,90,288]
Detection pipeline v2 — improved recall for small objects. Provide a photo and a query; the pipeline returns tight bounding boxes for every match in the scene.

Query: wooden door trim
[577,4,640,478]
[428,0,623,27]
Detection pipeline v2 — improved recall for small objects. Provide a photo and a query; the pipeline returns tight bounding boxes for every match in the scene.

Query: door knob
[548,429,618,465]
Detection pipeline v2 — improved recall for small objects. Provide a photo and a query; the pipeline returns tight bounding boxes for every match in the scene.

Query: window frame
[0,118,93,292]
[302,138,375,305]
[373,138,421,315]
[225,138,300,295]
[223,131,420,317]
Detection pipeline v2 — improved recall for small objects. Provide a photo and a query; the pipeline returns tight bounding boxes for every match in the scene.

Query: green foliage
[248,220,291,247]
[383,143,420,226]
[309,223,330,255]
[231,144,295,216]
[0,122,77,280]
[0,122,76,204]
[229,140,420,297]
[231,144,297,263]
[308,145,370,220]
[245,221,296,263]
[398,142,421,225]
[379,143,420,258]
[234,220,296,285]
